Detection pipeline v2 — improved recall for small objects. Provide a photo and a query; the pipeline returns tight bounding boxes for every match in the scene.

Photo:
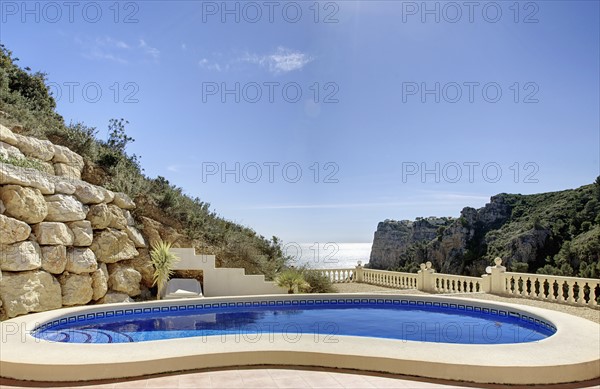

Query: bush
[301,268,335,293]
[0,154,46,171]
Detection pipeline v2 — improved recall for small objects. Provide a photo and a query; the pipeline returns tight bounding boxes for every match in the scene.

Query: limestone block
[54,163,81,180]
[98,291,133,304]
[0,124,18,146]
[0,141,25,159]
[108,263,141,296]
[52,144,84,171]
[86,203,111,229]
[0,214,31,244]
[0,270,62,318]
[107,204,128,229]
[0,164,54,194]
[40,245,67,274]
[44,194,87,222]
[90,228,138,263]
[67,220,93,246]
[65,247,97,274]
[73,181,105,204]
[112,192,136,210]
[59,273,93,306]
[121,250,154,288]
[91,263,108,301]
[0,185,48,223]
[13,133,55,161]
[0,240,42,271]
[33,222,74,245]
[125,226,146,248]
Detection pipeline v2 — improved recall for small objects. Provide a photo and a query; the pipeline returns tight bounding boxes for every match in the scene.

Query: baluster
[551,280,559,302]
[532,278,539,299]
[565,281,577,304]
[581,283,590,306]
[542,279,549,300]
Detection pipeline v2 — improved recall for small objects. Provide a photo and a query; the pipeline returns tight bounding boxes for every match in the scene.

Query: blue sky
[2,1,599,244]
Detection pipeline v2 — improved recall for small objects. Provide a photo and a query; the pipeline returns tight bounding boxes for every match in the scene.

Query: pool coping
[1,293,599,384]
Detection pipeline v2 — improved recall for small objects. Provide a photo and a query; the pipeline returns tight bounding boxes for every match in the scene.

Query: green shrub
[276,269,309,294]
[302,269,335,293]
[0,154,45,171]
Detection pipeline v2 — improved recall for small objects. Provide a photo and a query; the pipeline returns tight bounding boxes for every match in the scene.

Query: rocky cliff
[369,217,453,270]
[370,187,600,277]
[0,124,155,319]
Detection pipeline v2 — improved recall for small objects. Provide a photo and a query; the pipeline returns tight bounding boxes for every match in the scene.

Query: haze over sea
[289,243,372,270]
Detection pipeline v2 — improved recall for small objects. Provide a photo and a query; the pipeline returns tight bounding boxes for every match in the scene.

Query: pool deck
[1,367,599,389]
[1,293,599,385]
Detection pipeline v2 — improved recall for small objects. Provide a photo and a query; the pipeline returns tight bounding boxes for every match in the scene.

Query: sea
[286,242,372,269]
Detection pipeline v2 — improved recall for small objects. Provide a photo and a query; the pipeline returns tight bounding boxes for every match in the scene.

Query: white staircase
[170,248,286,297]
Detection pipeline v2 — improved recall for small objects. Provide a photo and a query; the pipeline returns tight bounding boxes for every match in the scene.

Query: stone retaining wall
[0,124,154,319]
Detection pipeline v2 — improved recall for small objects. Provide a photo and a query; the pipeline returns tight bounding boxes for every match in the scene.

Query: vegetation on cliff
[371,181,600,278]
[0,45,288,279]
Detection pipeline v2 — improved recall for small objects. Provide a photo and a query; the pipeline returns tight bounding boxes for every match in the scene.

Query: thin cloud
[199,58,223,72]
[139,39,160,60]
[242,47,313,74]
[76,36,159,63]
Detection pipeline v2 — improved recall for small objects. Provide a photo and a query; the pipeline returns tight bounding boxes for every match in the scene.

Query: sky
[1,0,599,245]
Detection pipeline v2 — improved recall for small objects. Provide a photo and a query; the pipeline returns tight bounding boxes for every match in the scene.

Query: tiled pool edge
[32,296,557,342]
[1,293,599,384]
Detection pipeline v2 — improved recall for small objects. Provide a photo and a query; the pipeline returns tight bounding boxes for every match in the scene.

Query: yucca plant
[150,240,179,300]
[276,269,310,294]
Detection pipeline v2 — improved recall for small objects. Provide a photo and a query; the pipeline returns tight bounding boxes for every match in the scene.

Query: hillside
[0,45,288,279]
[370,182,600,277]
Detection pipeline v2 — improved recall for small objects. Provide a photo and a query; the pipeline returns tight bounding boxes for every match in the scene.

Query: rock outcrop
[0,125,156,319]
[369,217,453,269]
[369,193,567,275]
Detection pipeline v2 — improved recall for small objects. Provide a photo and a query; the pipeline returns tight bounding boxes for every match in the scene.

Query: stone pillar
[489,257,507,295]
[418,261,436,293]
[355,262,364,283]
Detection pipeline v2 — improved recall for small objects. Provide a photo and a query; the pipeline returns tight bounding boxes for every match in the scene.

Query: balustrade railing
[432,273,483,294]
[362,268,419,289]
[318,268,355,283]
[318,258,600,309]
[503,272,600,307]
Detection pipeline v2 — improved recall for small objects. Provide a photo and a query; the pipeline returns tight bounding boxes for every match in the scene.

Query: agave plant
[276,269,310,294]
[150,240,179,300]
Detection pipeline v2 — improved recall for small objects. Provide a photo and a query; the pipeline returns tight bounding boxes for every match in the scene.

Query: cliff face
[369,217,454,270]
[369,188,600,277]
[0,124,157,319]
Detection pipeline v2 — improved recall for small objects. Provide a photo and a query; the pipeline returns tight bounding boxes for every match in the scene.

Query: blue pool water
[33,300,556,344]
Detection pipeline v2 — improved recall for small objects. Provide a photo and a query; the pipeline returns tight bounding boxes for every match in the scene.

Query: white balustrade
[317,268,355,283]
[432,273,483,294]
[502,272,600,307]
[318,257,599,309]
[361,268,418,289]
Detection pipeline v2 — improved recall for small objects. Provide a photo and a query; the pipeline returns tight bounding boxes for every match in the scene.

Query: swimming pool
[2,294,599,384]
[33,299,555,344]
